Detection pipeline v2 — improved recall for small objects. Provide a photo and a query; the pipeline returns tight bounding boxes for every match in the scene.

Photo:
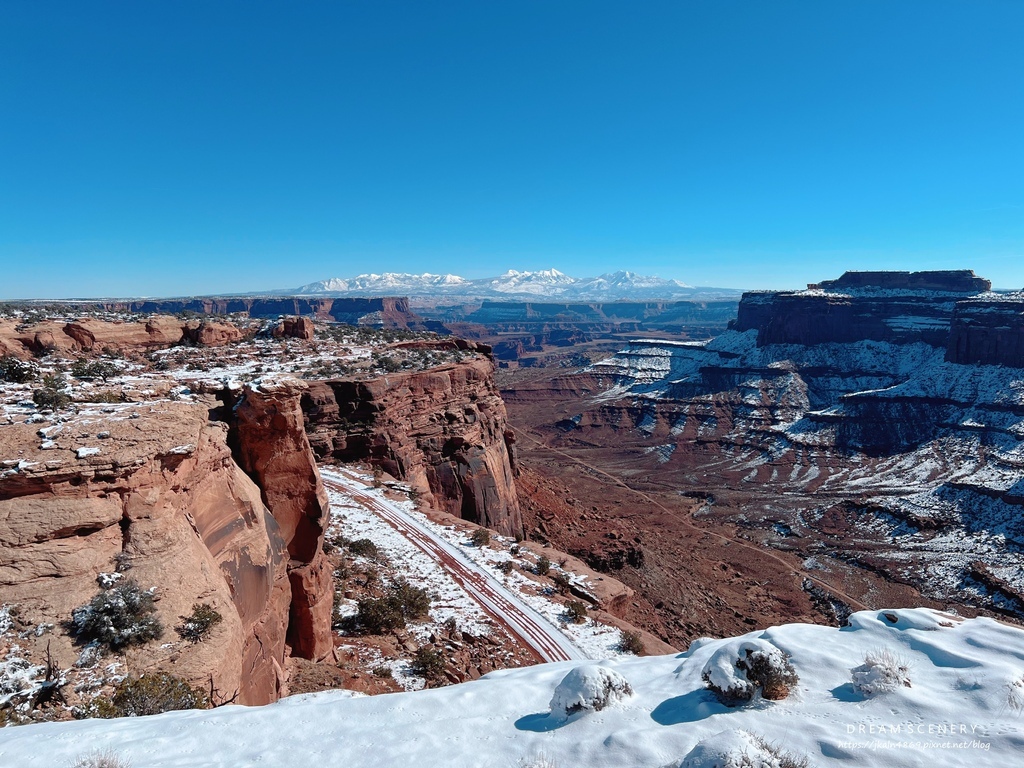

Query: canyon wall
[545,271,1024,620]
[0,401,292,706]
[302,352,523,537]
[0,376,339,706]
[733,271,994,348]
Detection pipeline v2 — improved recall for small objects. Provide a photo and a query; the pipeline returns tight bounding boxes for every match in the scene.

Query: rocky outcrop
[946,296,1024,367]
[233,378,334,661]
[0,401,292,705]
[1,315,249,357]
[184,319,244,347]
[302,354,523,537]
[273,316,315,341]
[810,270,991,293]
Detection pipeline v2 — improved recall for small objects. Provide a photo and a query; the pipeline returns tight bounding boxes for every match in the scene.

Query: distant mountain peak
[292,270,737,300]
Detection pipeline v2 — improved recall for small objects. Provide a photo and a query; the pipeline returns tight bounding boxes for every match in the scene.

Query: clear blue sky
[2,1,1023,298]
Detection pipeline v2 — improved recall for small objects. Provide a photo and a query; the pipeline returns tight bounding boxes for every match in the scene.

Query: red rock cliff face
[232,378,334,661]
[0,402,291,706]
[302,356,523,537]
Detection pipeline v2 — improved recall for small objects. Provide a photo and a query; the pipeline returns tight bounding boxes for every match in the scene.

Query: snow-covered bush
[549,664,633,719]
[702,638,798,706]
[70,580,163,651]
[851,649,912,695]
[679,729,809,768]
[68,749,132,768]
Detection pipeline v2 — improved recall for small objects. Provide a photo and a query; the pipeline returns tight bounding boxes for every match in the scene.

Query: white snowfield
[1,608,1021,767]
[321,468,588,663]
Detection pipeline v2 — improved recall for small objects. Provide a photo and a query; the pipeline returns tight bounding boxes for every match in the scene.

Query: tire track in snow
[322,471,587,664]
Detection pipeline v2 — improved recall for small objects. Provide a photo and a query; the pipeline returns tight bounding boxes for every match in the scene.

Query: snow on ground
[322,468,628,662]
[1,609,1021,767]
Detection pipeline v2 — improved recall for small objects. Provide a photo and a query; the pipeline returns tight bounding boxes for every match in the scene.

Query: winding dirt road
[321,469,588,664]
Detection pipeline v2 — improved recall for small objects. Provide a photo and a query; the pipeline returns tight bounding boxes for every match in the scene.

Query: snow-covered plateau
[0,608,1020,767]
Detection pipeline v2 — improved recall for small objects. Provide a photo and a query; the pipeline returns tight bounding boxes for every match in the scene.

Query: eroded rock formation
[233,378,334,661]
[302,352,523,537]
[0,401,291,705]
[525,270,1024,623]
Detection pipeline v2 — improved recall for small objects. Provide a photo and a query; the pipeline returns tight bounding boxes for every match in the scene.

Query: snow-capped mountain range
[290,269,741,300]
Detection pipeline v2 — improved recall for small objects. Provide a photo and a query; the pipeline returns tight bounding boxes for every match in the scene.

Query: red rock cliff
[303,355,523,537]
[232,378,334,661]
[0,402,291,705]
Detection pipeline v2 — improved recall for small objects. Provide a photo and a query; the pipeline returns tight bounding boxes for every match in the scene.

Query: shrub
[354,596,406,634]
[564,600,588,624]
[68,749,132,768]
[618,630,645,655]
[70,358,117,382]
[551,572,572,594]
[353,579,430,634]
[0,355,34,383]
[175,603,223,643]
[348,538,380,559]
[372,665,394,679]
[410,647,446,683]
[470,528,491,547]
[851,649,912,695]
[90,673,208,718]
[535,555,551,576]
[549,665,633,718]
[702,639,799,705]
[70,580,163,651]
[388,577,431,620]
[497,561,515,576]
[81,390,123,404]
[33,385,70,410]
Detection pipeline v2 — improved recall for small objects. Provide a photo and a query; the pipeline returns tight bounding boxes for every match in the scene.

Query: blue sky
[2,1,1022,298]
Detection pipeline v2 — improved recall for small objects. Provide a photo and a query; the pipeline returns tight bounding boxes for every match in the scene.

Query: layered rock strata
[232,378,334,661]
[542,271,1024,619]
[0,401,292,705]
[302,353,523,537]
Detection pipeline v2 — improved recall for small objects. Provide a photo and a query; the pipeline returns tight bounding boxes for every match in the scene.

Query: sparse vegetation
[70,579,163,651]
[535,555,551,576]
[372,665,394,679]
[852,649,912,695]
[497,560,515,576]
[564,600,588,624]
[350,578,431,634]
[88,673,208,718]
[551,571,572,595]
[175,603,223,643]
[470,528,491,547]
[410,646,446,683]
[618,630,644,655]
[749,734,811,768]
[347,538,381,560]
[0,355,35,383]
[68,749,132,768]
